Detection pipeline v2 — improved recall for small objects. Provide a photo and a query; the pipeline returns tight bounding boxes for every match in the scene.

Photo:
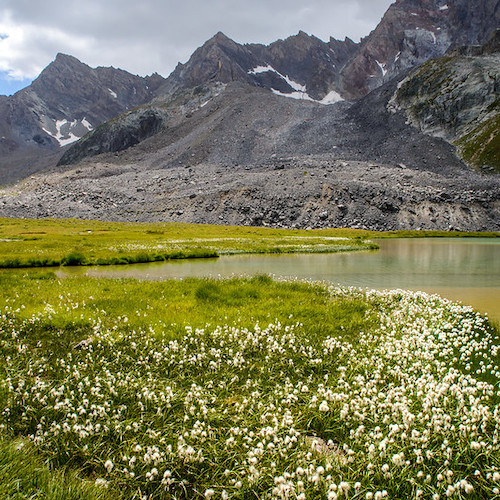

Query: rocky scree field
[1,81,499,232]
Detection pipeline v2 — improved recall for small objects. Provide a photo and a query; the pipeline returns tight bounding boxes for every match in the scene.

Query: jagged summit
[209,31,234,43]
[157,29,356,102]
[53,53,81,64]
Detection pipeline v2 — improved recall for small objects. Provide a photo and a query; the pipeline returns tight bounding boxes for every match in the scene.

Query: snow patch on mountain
[375,60,388,77]
[81,118,93,131]
[281,74,306,93]
[271,88,343,105]
[248,65,306,92]
[271,89,310,101]
[108,88,118,98]
[248,65,274,75]
[42,117,93,147]
[319,90,343,104]
[249,64,342,104]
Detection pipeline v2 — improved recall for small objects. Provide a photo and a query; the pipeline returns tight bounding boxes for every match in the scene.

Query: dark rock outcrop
[390,32,500,172]
[58,108,167,166]
[341,0,500,99]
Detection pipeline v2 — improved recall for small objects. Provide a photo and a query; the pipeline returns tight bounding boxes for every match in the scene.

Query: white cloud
[0,0,394,83]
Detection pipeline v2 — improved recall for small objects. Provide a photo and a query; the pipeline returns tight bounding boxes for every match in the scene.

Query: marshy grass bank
[0,218,379,269]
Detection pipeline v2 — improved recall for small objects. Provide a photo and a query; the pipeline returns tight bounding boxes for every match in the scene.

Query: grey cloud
[0,0,394,80]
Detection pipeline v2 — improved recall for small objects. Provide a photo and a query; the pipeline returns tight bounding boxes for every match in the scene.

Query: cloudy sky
[0,0,394,96]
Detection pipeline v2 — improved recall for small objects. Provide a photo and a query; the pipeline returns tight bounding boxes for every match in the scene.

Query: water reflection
[58,239,500,322]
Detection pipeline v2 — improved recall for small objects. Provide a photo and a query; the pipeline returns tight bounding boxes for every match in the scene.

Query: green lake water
[59,238,500,323]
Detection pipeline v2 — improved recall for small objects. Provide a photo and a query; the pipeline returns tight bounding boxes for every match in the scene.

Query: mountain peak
[55,52,77,61]
[52,53,88,68]
[207,31,234,46]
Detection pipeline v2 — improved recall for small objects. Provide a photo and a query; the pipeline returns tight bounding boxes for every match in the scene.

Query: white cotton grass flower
[319,400,330,412]
[391,453,404,466]
[104,459,113,473]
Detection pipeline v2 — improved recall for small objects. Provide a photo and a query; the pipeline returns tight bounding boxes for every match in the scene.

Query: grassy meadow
[0,218,380,268]
[0,218,499,498]
[0,270,499,499]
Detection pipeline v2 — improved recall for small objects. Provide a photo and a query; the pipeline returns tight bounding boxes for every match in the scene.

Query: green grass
[0,219,499,498]
[455,113,500,173]
[0,218,380,269]
[0,217,498,270]
[0,271,499,498]
[0,438,115,499]
[0,270,369,337]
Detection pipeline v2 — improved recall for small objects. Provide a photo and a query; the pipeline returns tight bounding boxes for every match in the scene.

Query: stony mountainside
[3,80,499,231]
[2,0,499,185]
[1,0,499,231]
[0,54,165,183]
[390,29,500,172]
[341,0,500,99]
[57,84,225,166]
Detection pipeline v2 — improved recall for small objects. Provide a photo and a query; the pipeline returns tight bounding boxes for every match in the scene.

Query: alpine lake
[58,237,500,324]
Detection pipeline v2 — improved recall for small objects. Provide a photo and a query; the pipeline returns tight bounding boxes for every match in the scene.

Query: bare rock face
[157,31,357,102]
[57,84,226,166]
[341,0,500,99]
[158,32,259,95]
[248,32,358,100]
[390,33,500,173]
[0,54,165,182]
[447,0,500,46]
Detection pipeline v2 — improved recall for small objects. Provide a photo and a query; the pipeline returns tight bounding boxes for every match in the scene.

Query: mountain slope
[341,0,500,98]
[57,78,467,174]
[2,79,497,232]
[0,54,165,183]
[2,0,500,184]
[390,30,500,172]
[1,0,500,233]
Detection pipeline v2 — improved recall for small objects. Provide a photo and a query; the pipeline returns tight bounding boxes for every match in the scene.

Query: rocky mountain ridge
[157,30,356,103]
